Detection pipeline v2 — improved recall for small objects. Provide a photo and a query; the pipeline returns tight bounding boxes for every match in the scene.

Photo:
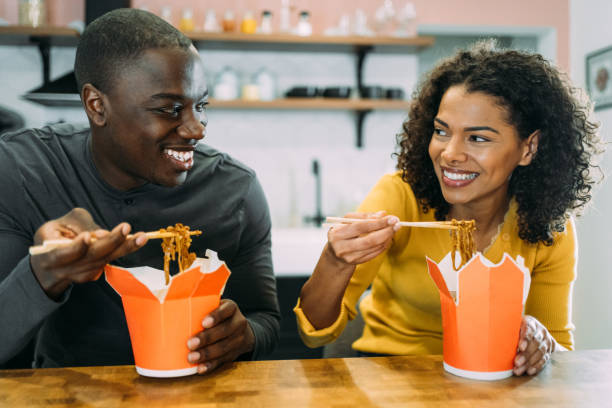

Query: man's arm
[227,175,280,359]
[187,175,280,372]
[0,218,64,364]
[0,209,148,364]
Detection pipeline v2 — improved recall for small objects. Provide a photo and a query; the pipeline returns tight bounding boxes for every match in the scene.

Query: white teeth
[164,149,193,163]
[443,170,477,180]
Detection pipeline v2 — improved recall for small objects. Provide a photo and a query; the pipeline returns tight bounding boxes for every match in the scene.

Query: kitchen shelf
[187,31,434,53]
[209,98,410,110]
[0,25,79,46]
[0,25,430,147]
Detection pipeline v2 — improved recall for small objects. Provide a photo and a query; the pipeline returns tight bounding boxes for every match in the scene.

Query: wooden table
[1,350,610,407]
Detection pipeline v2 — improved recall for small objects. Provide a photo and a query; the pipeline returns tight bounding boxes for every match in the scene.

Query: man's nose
[177,111,206,140]
[440,135,467,163]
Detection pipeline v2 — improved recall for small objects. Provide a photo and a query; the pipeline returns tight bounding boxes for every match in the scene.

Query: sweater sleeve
[224,175,280,360]
[295,172,418,348]
[525,218,577,350]
[0,218,69,364]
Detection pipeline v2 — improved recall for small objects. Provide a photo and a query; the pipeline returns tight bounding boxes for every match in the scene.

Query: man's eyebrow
[434,118,499,134]
[150,93,185,101]
[150,91,209,101]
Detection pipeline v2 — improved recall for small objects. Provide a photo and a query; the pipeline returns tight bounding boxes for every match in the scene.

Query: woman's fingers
[514,316,554,376]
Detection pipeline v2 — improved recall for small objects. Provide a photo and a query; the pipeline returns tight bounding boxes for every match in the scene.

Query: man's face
[93,47,208,191]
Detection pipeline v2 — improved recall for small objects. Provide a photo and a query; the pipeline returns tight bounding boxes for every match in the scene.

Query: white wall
[570,0,612,349]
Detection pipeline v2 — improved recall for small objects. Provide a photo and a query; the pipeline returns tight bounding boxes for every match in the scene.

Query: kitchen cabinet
[0,26,434,147]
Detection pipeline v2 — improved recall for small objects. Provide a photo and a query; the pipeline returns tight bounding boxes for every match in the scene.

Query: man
[0,8,279,374]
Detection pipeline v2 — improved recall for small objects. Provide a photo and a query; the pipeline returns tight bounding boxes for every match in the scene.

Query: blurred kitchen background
[0,0,610,358]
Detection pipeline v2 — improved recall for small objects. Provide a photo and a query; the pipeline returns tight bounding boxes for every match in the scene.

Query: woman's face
[428,85,536,209]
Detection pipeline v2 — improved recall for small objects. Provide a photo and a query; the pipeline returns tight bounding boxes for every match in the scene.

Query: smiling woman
[295,40,603,379]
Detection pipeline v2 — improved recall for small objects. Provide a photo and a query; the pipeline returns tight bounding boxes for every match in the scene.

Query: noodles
[159,223,202,285]
[449,219,476,271]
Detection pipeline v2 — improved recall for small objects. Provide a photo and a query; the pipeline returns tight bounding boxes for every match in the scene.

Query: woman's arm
[299,212,399,329]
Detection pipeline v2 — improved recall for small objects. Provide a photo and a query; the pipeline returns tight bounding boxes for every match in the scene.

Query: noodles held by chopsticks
[160,223,201,285]
[449,219,476,271]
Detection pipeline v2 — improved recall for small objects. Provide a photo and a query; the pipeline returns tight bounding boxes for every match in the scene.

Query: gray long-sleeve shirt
[0,123,280,367]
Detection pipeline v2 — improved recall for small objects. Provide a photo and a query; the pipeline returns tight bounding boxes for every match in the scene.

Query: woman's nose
[440,136,467,163]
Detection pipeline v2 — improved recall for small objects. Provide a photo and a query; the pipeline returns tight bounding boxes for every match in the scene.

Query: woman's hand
[187,299,255,374]
[513,315,558,376]
[326,211,400,266]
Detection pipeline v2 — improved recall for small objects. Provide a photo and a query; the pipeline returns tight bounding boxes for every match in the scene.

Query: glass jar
[178,8,194,32]
[19,0,47,27]
[222,10,236,32]
[240,10,257,34]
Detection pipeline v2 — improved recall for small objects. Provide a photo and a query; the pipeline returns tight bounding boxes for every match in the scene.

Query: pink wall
[0,0,569,69]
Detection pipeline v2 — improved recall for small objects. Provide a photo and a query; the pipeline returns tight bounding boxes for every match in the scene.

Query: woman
[295,42,603,376]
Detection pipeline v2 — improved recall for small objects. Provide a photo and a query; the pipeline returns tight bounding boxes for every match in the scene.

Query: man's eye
[195,102,208,112]
[158,105,182,117]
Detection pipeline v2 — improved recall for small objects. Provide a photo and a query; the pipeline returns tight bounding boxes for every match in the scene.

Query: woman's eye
[434,128,447,137]
[469,135,489,142]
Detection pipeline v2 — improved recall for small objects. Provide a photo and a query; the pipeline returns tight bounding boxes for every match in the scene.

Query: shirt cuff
[293,298,354,349]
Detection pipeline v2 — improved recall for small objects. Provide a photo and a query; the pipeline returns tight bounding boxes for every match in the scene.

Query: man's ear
[518,130,540,166]
[81,84,107,127]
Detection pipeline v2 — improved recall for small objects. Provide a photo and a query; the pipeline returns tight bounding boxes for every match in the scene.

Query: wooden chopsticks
[325,216,460,230]
[29,230,202,256]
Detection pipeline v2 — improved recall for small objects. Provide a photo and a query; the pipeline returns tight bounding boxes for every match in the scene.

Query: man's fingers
[37,233,91,267]
[201,300,238,329]
[103,232,149,261]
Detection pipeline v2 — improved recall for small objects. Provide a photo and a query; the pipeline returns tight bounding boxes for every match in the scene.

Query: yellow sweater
[295,172,576,354]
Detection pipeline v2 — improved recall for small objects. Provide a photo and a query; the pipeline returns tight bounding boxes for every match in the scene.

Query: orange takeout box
[427,252,531,380]
[105,249,230,378]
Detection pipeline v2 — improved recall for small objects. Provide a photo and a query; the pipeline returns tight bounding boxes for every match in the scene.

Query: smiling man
[0,9,279,373]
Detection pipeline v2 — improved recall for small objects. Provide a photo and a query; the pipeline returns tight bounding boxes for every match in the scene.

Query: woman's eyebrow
[464,126,499,134]
[434,118,449,127]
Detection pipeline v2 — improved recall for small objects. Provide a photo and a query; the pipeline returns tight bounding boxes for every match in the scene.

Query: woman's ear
[81,84,107,127]
[518,130,541,166]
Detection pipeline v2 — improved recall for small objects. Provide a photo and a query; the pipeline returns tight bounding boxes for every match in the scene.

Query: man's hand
[187,299,255,374]
[513,315,560,376]
[30,208,148,300]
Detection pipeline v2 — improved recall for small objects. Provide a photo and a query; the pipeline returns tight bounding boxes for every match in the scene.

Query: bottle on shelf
[254,68,276,101]
[19,0,47,27]
[259,10,273,34]
[241,72,260,101]
[295,11,312,36]
[160,5,172,25]
[353,9,373,36]
[178,8,194,32]
[203,10,220,32]
[374,0,395,36]
[222,10,236,32]
[279,0,291,33]
[213,66,240,100]
[395,2,417,37]
[240,10,257,34]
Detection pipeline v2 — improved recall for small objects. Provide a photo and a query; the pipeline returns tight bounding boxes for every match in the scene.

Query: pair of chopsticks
[325,217,460,230]
[29,230,202,256]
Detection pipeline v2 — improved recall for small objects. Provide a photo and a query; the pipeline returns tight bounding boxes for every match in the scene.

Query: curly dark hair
[396,41,603,245]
